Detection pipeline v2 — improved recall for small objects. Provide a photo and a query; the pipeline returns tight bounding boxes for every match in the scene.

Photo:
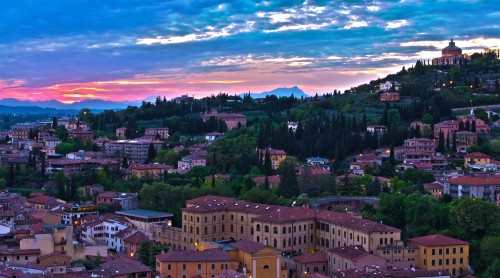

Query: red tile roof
[26,195,57,205]
[123,230,150,244]
[328,245,369,261]
[424,182,443,190]
[316,211,400,233]
[446,175,500,186]
[387,269,451,278]
[253,206,315,223]
[100,256,151,276]
[408,234,469,247]
[229,238,267,254]
[38,251,72,261]
[292,252,327,264]
[253,175,281,184]
[156,248,231,262]
[465,152,490,159]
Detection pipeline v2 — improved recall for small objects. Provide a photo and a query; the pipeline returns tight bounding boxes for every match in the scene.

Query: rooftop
[230,238,267,254]
[292,252,327,264]
[117,209,173,219]
[156,248,231,262]
[408,234,469,247]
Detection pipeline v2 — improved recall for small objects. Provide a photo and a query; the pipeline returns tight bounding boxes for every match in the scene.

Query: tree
[39,152,46,179]
[422,113,433,124]
[437,131,445,153]
[52,117,58,129]
[365,178,381,196]
[145,143,157,164]
[277,159,300,198]
[263,149,272,176]
[449,197,500,241]
[389,145,395,165]
[375,192,406,229]
[122,156,129,169]
[295,193,310,206]
[387,109,401,128]
[52,172,68,200]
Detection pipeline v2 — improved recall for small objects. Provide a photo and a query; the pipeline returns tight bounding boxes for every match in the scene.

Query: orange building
[228,238,287,278]
[283,252,327,278]
[409,234,469,277]
[156,248,234,278]
[423,182,444,199]
[259,148,287,170]
[464,152,490,168]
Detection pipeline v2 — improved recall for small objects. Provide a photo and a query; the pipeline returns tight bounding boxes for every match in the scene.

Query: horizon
[1,1,498,103]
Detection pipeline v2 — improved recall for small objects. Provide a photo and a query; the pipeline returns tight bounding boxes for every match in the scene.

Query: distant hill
[0,98,140,111]
[241,86,309,99]
[0,104,78,114]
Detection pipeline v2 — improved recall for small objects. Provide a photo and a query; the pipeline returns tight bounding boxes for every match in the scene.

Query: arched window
[273,239,277,247]
[283,239,286,248]
[273,227,278,234]
[256,224,261,232]
[321,237,325,247]
[282,227,287,234]
[257,236,260,242]
[326,239,330,248]
[264,225,269,232]
[263,265,270,269]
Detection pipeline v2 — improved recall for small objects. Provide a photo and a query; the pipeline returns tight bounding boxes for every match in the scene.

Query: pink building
[403,138,435,153]
[201,110,247,129]
[380,92,400,102]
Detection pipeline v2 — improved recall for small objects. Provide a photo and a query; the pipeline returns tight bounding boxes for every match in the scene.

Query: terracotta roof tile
[229,238,267,254]
[156,248,231,262]
[328,245,369,261]
[100,256,151,276]
[292,252,327,264]
[465,152,490,159]
[123,230,150,244]
[446,175,500,186]
[408,234,468,247]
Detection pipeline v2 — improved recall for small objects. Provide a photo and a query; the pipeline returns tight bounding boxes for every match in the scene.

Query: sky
[0,0,499,103]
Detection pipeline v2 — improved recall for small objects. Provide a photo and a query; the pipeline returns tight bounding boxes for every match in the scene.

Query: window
[263,265,270,269]
[446,259,449,265]
[432,249,436,255]
[241,216,244,221]
[460,258,463,264]
[273,239,277,247]
[212,264,215,270]
[198,264,202,270]
[439,248,442,255]
[439,259,442,266]
[446,248,449,254]
[221,264,227,270]
[432,260,435,266]
[283,227,287,234]
[182,264,186,270]
[231,214,234,220]
[213,216,216,221]
[460,247,464,253]
[265,225,269,232]
[256,224,261,231]
[196,217,199,222]
[453,248,456,254]
[273,227,278,234]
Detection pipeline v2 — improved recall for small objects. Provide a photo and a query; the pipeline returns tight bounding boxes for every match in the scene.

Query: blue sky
[0,0,498,102]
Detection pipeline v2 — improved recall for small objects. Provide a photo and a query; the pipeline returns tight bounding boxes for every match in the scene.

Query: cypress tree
[389,145,395,165]
[122,156,129,169]
[278,160,300,198]
[52,117,58,129]
[264,149,272,176]
[145,143,156,163]
[452,132,457,153]
[40,153,46,179]
[471,120,476,133]
[465,120,470,131]
[458,121,465,131]
[438,131,445,153]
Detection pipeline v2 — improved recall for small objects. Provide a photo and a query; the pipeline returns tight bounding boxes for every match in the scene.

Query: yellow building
[409,234,469,277]
[260,148,287,170]
[423,182,444,199]
[153,196,402,255]
[464,152,490,168]
[228,238,287,278]
[156,248,234,278]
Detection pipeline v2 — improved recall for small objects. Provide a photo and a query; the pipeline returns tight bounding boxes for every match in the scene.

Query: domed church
[432,39,469,65]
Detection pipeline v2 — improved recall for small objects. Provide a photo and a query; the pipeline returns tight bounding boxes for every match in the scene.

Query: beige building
[328,245,386,271]
[153,196,401,256]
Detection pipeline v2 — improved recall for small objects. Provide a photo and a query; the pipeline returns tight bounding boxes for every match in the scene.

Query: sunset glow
[0,1,498,103]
